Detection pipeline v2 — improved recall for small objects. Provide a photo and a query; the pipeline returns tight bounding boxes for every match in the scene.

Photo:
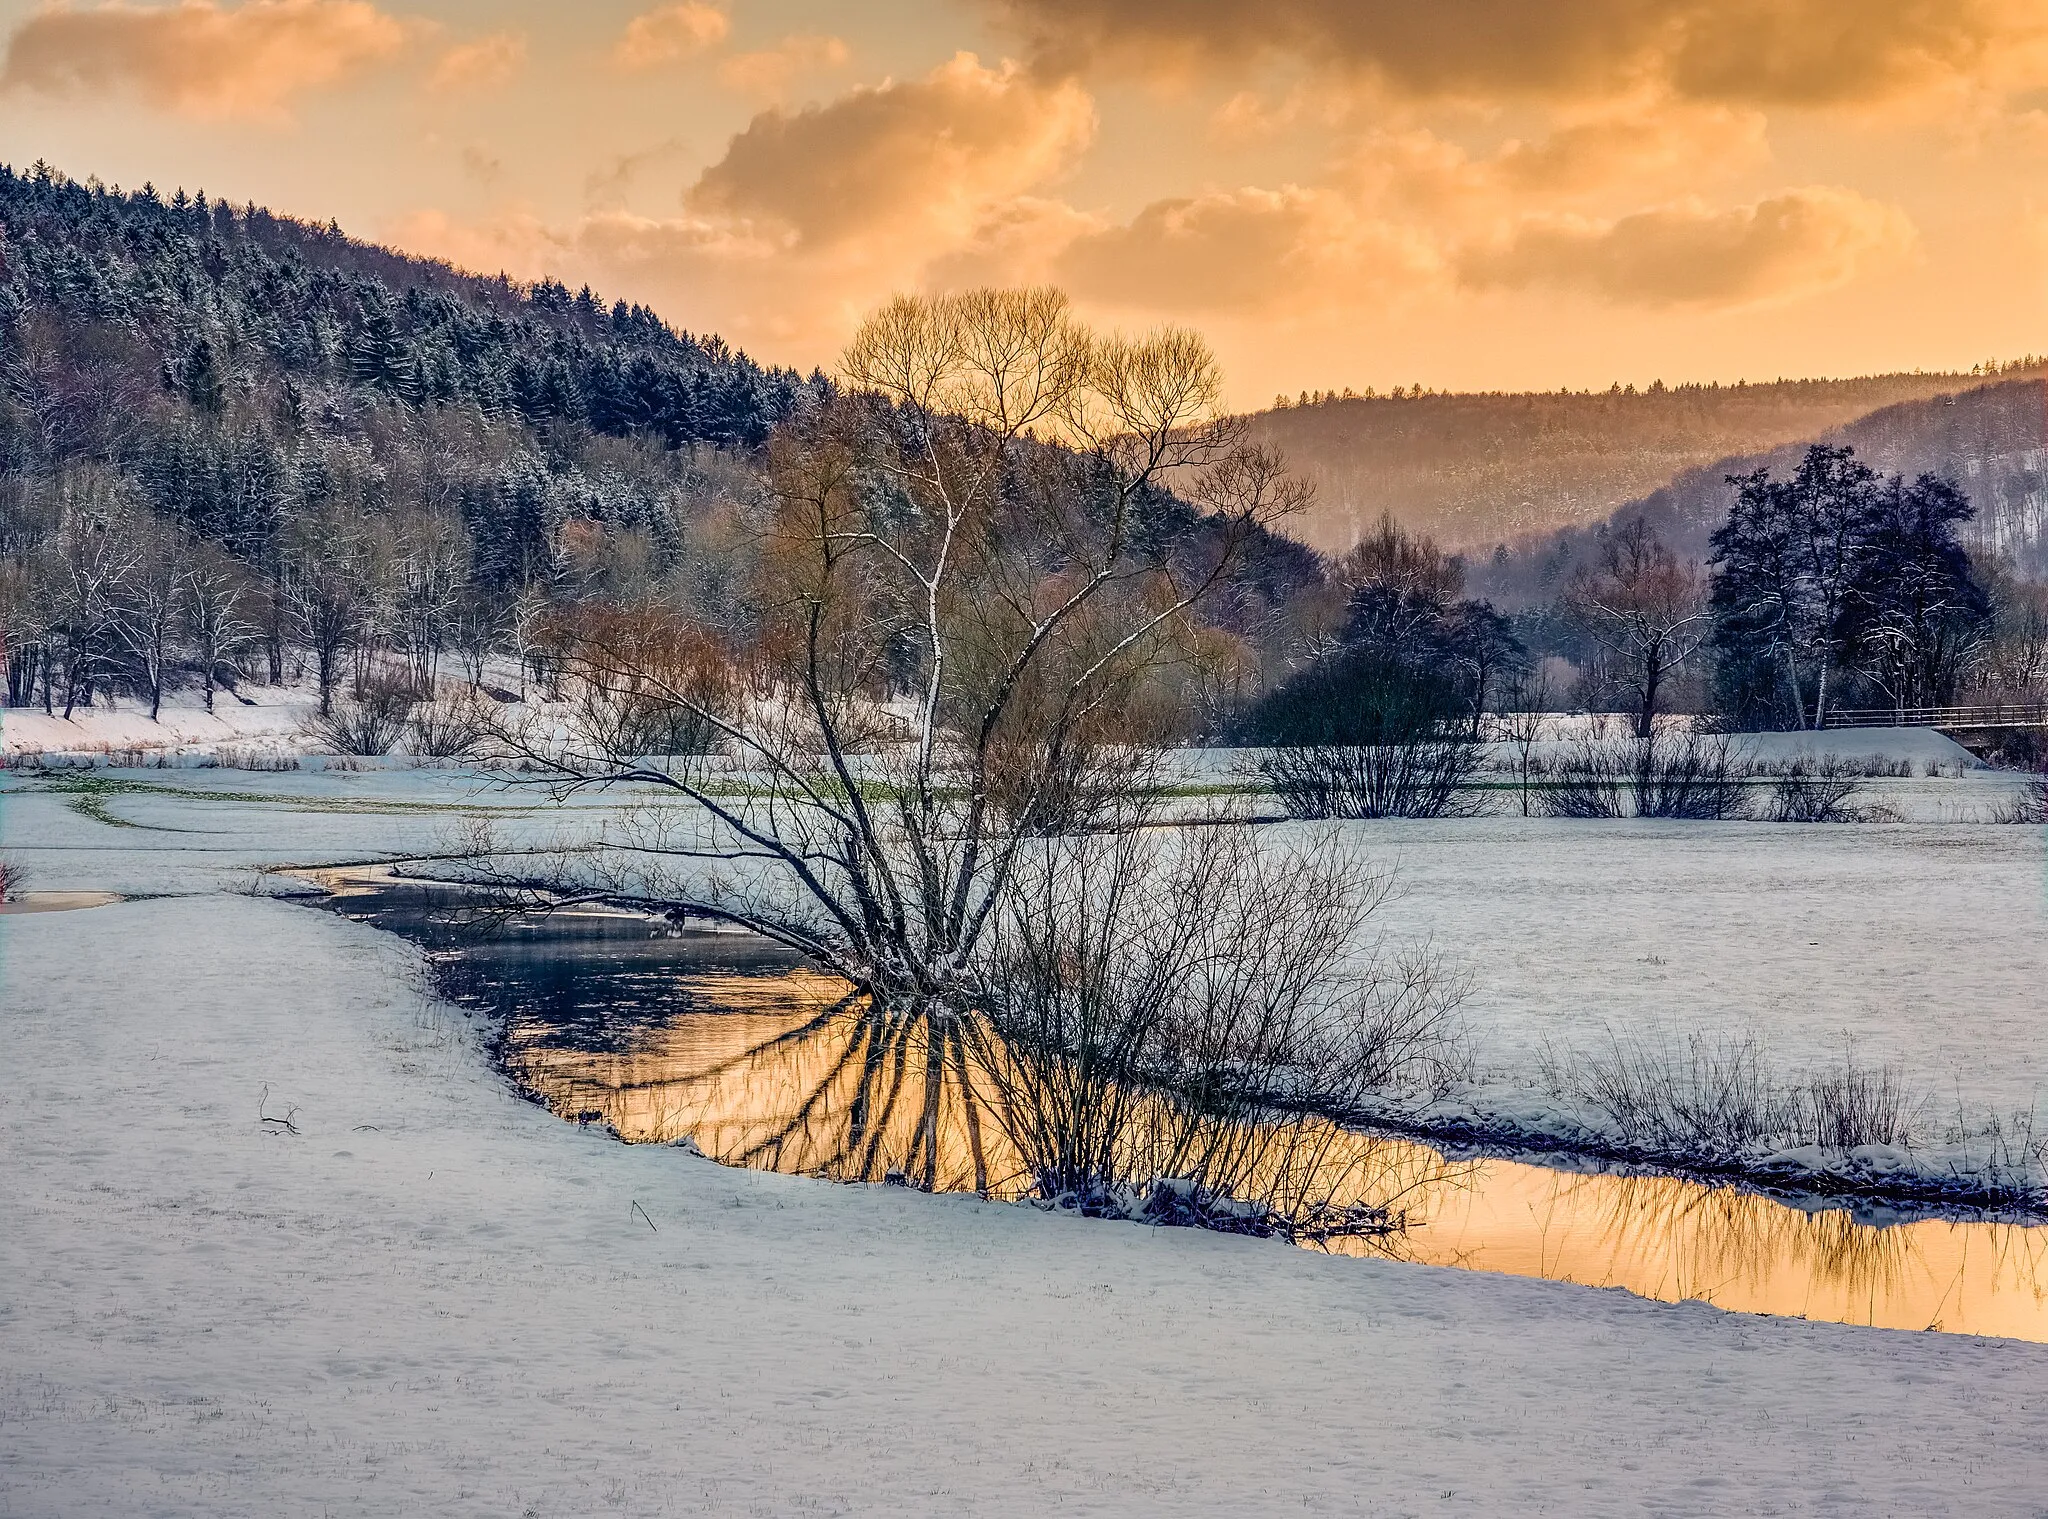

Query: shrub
[309,675,415,755]
[1246,645,1484,820]
[1990,774,2048,825]
[1259,740,1483,819]
[0,855,23,902]
[972,826,1468,1225]
[1763,756,1869,822]
[406,692,489,759]
[1538,732,1750,820]
[540,603,732,762]
[1547,1031,1920,1165]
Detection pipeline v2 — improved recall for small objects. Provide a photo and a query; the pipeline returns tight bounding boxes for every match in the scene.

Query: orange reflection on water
[1384,1161,2048,1340]
[505,971,2048,1343]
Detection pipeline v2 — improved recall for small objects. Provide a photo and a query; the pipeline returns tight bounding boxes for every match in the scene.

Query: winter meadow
[4,4,2048,1515]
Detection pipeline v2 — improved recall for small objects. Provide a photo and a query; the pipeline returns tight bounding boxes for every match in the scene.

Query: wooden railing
[1823,704,2048,730]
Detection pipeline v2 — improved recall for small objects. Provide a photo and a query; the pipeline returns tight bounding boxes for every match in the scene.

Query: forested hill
[0,161,811,459]
[0,160,823,607]
[1250,367,2048,556]
[0,163,1328,722]
[1468,378,2048,608]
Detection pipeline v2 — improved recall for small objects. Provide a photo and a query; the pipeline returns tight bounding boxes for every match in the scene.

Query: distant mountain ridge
[1469,380,2048,607]
[1246,369,2048,557]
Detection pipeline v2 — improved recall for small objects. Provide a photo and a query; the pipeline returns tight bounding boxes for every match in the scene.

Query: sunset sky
[4,0,2048,406]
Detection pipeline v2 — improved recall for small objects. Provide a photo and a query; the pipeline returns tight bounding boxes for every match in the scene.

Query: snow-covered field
[0,686,319,764]
[4,771,2048,1514]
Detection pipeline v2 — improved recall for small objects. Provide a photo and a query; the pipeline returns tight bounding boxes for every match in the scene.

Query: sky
[3,0,2048,407]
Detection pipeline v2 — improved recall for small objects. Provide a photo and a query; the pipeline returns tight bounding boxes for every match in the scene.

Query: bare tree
[116,514,190,721]
[387,509,469,691]
[183,543,258,712]
[1498,664,1553,817]
[1568,519,1708,738]
[968,824,1465,1227]
[1,550,51,709]
[42,467,142,719]
[283,507,375,717]
[484,287,1303,1026]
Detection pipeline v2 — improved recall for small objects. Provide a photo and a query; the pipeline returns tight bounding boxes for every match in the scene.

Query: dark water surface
[315,872,2048,1342]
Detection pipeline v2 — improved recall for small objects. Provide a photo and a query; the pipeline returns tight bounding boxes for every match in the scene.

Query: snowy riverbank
[4,772,2048,1513]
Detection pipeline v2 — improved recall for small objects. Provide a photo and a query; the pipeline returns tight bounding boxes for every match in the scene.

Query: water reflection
[316,875,2048,1342]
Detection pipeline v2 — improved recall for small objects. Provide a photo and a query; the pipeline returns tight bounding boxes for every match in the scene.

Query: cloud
[611,3,728,73]
[430,31,524,94]
[982,0,2048,108]
[718,34,850,99]
[1043,110,1780,317]
[391,54,1096,358]
[2,0,407,121]
[920,196,1102,291]
[459,144,502,186]
[1336,105,1769,218]
[1457,187,1916,305]
[582,139,694,211]
[687,52,1094,252]
[1056,186,1443,313]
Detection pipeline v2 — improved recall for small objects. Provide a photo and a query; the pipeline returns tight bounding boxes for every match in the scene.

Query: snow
[1333,813,2048,1111]
[5,771,2048,1513]
[1,685,319,763]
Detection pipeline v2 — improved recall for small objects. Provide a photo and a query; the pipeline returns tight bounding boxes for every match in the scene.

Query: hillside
[1250,370,2048,555]
[0,162,1321,721]
[1471,379,2048,607]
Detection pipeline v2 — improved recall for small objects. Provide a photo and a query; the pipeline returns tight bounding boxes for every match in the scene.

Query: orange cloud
[1458,187,1916,305]
[1056,186,1443,313]
[611,2,728,73]
[392,54,1096,357]
[718,34,850,99]
[430,31,525,94]
[983,0,2048,107]
[1046,110,1805,317]
[2,0,407,121]
[687,52,1093,252]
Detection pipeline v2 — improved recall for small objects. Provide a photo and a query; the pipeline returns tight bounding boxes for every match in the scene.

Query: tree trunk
[317,643,337,717]
[1637,658,1659,740]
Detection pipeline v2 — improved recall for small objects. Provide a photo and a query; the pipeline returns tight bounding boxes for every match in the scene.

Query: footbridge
[1824,704,2048,732]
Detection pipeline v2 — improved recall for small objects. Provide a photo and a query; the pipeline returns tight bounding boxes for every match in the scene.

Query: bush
[541,603,733,762]
[972,826,1468,1225]
[1245,644,1483,820]
[1258,740,1482,819]
[1991,774,2048,825]
[0,855,23,902]
[1241,645,1466,748]
[406,692,489,759]
[309,675,416,755]
[1538,732,1750,820]
[1762,756,1869,822]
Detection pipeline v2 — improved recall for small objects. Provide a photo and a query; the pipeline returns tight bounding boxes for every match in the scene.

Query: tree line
[0,158,2039,753]
[0,163,1329,730]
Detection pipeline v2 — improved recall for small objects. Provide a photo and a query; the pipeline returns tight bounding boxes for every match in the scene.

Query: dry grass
[1542,1032,1919,1165]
